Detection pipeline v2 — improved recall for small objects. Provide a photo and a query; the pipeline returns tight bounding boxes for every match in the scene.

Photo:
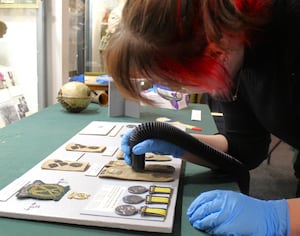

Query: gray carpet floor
[249,135,298,200]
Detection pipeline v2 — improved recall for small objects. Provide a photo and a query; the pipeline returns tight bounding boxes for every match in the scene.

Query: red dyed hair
[105,0,272,103]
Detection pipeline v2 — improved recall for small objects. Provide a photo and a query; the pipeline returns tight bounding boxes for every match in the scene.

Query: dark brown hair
[104,0,272,103]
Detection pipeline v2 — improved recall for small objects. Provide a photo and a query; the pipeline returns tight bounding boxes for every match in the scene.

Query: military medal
[149,185,173,194]
[145,195,170,204]
[115,205,138,216]
[140,206,167,217]
[122,195,144,204]
[128,185,173,195]
[128,185,148,194]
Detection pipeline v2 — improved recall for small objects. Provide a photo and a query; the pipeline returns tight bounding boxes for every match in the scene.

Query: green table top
[0,103,239,236]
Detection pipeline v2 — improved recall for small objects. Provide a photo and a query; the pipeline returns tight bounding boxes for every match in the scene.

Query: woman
[105,0,300,235]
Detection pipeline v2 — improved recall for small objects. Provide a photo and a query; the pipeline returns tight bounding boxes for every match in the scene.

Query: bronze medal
[115,205,138,216]
[128,185,148,194]
[122,195,144,204]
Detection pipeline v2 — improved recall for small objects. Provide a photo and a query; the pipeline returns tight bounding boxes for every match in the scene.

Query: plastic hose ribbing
[129,121,250,194]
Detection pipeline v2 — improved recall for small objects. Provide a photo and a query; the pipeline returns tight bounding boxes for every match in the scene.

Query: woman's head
[105,0,271,103]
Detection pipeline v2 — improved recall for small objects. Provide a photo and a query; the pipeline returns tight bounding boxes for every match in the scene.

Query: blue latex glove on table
[187,190,290,236]
[121,129,184,165]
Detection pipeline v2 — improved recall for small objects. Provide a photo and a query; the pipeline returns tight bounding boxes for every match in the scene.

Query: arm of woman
[180,133,229,169]
[220,96,271,170]
[288,198,300,236]
[190,133,228,152]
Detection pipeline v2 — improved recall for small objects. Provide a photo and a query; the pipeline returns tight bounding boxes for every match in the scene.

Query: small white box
[191,109,202,121]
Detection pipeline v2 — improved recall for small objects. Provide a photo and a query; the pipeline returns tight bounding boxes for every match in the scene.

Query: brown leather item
[41,159,89,172]
[66,143,106,153]
[99,161,175,182]
[145,154,172,162]
[105,160,175,173]
[116,150,172,161]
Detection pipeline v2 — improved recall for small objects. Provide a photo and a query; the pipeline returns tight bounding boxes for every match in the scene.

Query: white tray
[0,121,182,233]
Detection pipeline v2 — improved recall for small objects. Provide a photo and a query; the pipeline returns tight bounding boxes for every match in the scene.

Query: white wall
[0,8,38,114]
[45,0,70,106]
[0,1,81,112]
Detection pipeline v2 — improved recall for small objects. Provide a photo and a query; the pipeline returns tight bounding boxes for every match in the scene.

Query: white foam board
[0,121,182,233]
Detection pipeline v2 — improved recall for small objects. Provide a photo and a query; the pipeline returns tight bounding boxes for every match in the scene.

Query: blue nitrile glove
[187,190,290,236]
[121,129,184,165]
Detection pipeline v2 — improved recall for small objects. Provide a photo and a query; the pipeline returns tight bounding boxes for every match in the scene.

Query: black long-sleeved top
[220,0,300,169]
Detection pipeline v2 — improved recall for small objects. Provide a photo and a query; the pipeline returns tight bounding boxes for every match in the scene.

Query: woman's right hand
[121,129,184,165]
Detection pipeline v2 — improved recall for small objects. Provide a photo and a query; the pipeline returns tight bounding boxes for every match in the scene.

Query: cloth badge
[16,180,70,201]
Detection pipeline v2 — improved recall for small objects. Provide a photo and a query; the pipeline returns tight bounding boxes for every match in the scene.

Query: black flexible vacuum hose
[129,121,250,194]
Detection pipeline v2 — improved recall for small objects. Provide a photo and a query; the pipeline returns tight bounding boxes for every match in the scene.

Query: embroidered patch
[16,180,70,201]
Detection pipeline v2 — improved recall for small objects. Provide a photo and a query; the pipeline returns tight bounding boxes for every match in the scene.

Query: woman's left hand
[187,190,290,236]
